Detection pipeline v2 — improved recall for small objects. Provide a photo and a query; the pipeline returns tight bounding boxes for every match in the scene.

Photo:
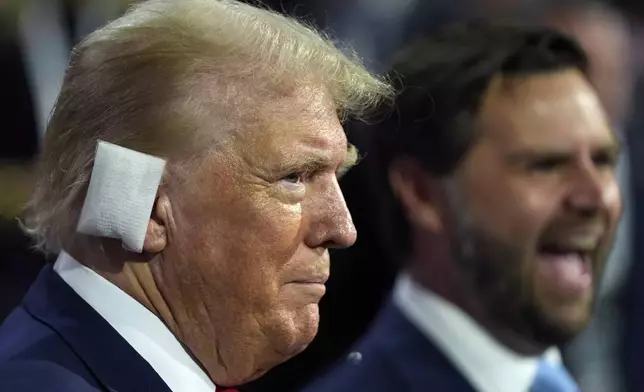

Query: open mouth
[538,243,591,258]
[536,243,593,296]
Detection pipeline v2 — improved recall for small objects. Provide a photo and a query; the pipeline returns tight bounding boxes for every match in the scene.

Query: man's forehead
[232,95,349,170]
[253,113,347,152]
[259,83,336,117]
[477,70,613,146]
[247,83,340,132]
[481,69,596,110]
[288,132,354,165]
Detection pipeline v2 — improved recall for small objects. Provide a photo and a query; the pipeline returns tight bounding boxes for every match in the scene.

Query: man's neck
[408,259,547,356]
[68,240,181,338]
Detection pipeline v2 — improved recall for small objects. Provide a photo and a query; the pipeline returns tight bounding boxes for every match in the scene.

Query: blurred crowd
[1,0,644,391]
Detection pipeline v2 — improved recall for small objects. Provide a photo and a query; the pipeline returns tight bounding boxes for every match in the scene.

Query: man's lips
[289,276,329,299]
[538,226,605,254]
[291,275,329,285]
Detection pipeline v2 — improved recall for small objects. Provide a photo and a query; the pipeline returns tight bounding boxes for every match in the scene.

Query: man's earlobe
[388,158,445,232]
[143,194,171,253]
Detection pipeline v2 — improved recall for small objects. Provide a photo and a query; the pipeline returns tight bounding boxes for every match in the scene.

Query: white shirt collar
[393,272,561,392]
[54,251,216,392]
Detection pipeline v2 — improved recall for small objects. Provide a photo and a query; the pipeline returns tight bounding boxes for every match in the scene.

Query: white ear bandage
[76,141,167,253]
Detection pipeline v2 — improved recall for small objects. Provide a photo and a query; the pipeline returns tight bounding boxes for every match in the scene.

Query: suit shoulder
[0,360,100,392]
[303,348,408,392]
[0,306,85,364]
[0,305,55,355]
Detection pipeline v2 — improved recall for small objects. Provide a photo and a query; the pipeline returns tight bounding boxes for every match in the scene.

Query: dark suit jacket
[0,265,172,392]
[301,300,477,392]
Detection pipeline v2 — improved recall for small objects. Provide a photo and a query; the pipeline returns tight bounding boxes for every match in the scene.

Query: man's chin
[272,304,320,359]
[291,304,320,351]
[531,303,594,346]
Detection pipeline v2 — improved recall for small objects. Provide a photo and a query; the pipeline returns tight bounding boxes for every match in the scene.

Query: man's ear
[388,158,445,233]
[143,192,171,253]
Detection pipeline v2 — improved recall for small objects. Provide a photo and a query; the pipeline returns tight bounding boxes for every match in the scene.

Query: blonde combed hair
[22,0,393,255]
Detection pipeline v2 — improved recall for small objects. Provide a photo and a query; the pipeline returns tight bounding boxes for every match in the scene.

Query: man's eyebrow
[504,140,621,163]
[276,144,360,178]
[505,148,573,164]
[337,143,360,178]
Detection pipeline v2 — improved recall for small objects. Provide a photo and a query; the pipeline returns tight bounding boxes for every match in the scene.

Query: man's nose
[566,165,612,217]
[307,180,357,249]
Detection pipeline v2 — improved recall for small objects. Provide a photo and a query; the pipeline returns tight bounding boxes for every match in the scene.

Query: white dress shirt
[54,251,216,392]
[393,273,561,392]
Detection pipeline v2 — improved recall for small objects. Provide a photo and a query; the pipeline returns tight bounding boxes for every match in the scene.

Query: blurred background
[2,0,644,391]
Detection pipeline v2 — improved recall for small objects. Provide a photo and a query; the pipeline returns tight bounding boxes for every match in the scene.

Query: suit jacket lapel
[371,300,477,392]
[22,265,172,392]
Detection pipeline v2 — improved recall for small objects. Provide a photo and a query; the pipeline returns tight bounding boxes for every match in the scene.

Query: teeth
[544,236,599,253]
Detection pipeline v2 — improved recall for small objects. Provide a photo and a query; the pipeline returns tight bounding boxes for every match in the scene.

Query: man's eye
[528,158,564,173]
[593,153,618,169]
[281,173,303,184]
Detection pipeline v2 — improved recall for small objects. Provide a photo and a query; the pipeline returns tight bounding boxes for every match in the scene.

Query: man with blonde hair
[0,0,391,391]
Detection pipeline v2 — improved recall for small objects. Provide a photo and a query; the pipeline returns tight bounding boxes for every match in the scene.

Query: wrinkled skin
[81,85,359,387]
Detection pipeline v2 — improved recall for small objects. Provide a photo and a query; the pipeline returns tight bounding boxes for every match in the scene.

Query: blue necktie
[530,360,580,392]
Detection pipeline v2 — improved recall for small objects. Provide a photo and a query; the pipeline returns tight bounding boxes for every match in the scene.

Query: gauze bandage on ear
[76,140,166,253]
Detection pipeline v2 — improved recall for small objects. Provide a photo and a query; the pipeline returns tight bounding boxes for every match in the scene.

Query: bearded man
[304,22,621,392]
